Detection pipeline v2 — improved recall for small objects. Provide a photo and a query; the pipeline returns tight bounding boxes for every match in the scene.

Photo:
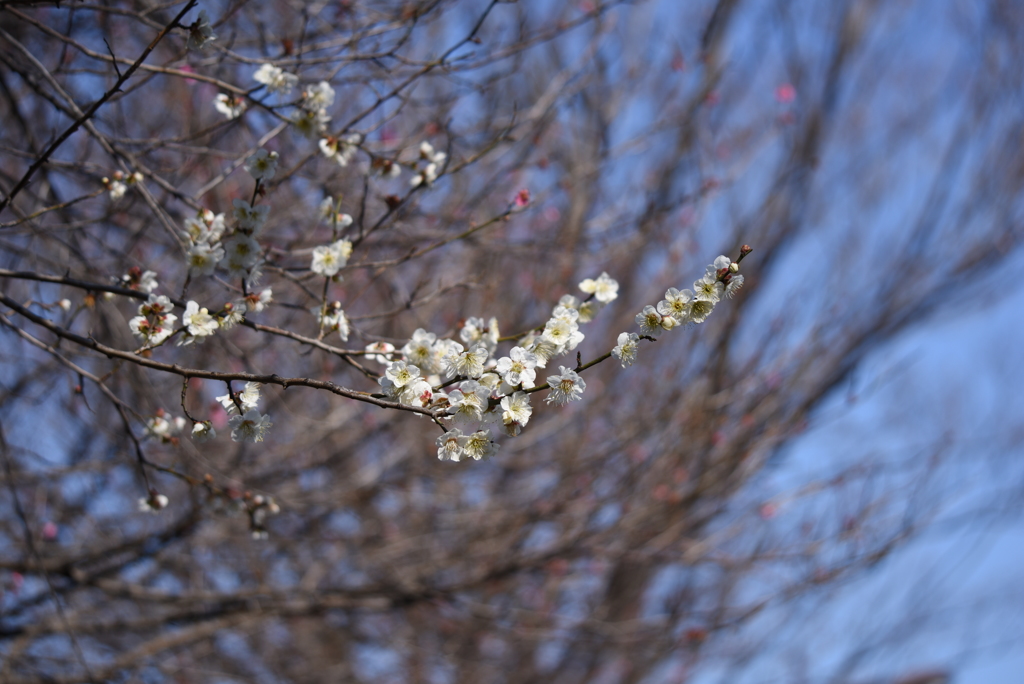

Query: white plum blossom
[657,287,693,324]
[402,329,440,372]
[253,63,297,95]
[217,301,245,329]
[385,360,421,389]
[688,297,716,324]
[244,149,279,181]
[635,305,666,337]
[436,428,466,462]
[545,366,587,406]
[214,93,246,119]
[229,409,272,443]
[120,268,159,293]
[187,9,216,51]
[398,378,435,408]
[182,301,219,338]
[499,391,532,437]
[693,273,724,303]
[495,346,538,388]
[232,199,270,233]
[442,342,489,379]
[303,81,335,111]
[579,272,619,303]
[106,178,127,200]
[446,380,490,426]
[191,421,216,443]
[310,239,352,277]
[462,429,499,461]
[611,332,640,368]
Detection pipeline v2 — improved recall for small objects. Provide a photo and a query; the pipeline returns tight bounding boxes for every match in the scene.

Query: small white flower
[292,108,330,139]
[191,421,216,443]
[494,346,538,388]
[579,272,619,303]
[253,63,297,95]
[545,366,586,406]
[446,380,490,426]
[310,239,352,277]
[238,381,262,411]
[688,297,716,324]
[419,141,446,164]
[58,298,72,312]
[462,429,499,461]
[635,305,665,337]
[244,149,279,181]
[183,301,219,337]
[232,199,270,233]
[693,274,724,303]
[399,378,435,408]
[611,332,640,368]
[436,428,467,462]
[402,329,439,372]
[145,415,175,439]
[303,81,335,111]
[385,360,421,389]
[187,9,216,51]
[229,409,272,443]
[214,93,246,119]
[186,242,224,276]
[443,342,489,379]
[499,391,532,437]
[657,287,693,324]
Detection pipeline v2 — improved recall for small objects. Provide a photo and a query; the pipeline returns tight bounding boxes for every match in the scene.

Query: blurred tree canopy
[1,0,1022,682]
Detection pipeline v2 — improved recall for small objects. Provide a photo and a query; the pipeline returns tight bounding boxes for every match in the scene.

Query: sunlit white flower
[495,346,538,388]
[545,366,586,406]
[401,329,438,371]
[708,255,731,276]
[191,421,216,443]
[443,342,489,379]
[218,301,245,329]
[243,288,273,313]
[688,297,716,324]
[183,301,219,337]
[579,272,619,303]
[318,134,359,166]
[635,305,665,337]
[385,360,421,389]
[459,316,499,354]
[399,378,435,408]
[500,391,532,437]
[611,332,640,368]
[462,429,499,460]
[244,149,279,181]
[447,380,489,425]
[229,409,272,443]
[436,428,467,462]
[253,63,297,95]
[693,273,724,303]
[310,239,352,277]
[657,287,693,323]
[214,93,246,119]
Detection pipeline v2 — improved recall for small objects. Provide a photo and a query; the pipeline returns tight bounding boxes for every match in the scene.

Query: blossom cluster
[214,381,273,444]
[633,255,744,339]
[363,272,620,462]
